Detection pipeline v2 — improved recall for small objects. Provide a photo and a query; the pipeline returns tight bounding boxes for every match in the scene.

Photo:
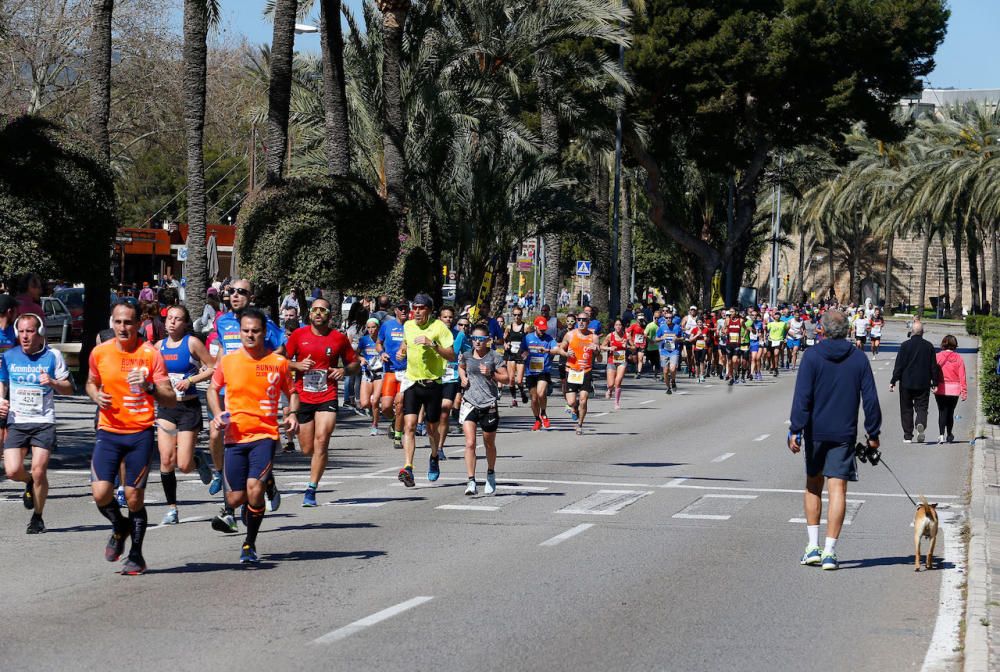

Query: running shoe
[570,410,579,422]
[728,378,735,387]
[161,508,179,525]
[947,433,955,443]
[821,552,839,571]
[393,433,403,450]
[282,440,295,453]
[511,399,518,408]
[541,416,551,429]
[265,477,281,512]
[120,556,147,575]
[605,390,612,400]
[416,422,427,436]
[398,466,415,488]
[353,405,367,418]
[22,479,34,510]
[614,402,621,410]
[634,372,640,380]
[211,509,238,533]
[937,435,945,445]
[105,528,127,562]
[438,450,448,461]
[903,438,913,444]
[26,514,45,535]
[302,487,318,507]
[115,487,126,508]
[195,452,214,485]
[208,471,223,496]
[575,425,583,436]
[485,471,496,495]
[428,455,440,482]
[239,544,259,564]
[666,387,672,395]
[521,390,529,404]
[564,405,575,418]
[465,479,477,496]
[800,545,822,566]
[915,424,925,443]
[369,426,379,436]
[672,382,677,390]
[532,420,542,431]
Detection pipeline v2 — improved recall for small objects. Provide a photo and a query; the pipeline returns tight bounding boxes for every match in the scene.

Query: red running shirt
[285,326,358,404]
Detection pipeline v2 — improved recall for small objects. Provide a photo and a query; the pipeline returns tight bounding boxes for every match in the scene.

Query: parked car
[41,296,73,342]
[54,287,129,338]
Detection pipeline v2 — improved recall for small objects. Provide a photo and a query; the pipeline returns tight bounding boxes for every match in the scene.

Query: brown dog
[914,495,939,571]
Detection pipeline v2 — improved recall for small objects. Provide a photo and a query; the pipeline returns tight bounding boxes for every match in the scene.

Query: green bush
[981,333,1000,425]
[968,315,1000,337]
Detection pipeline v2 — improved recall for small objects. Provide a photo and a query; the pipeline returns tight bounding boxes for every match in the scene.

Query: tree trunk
[182,0,209,323]
[589,156,611,320]
[381,5,408,225]
[883,233,894,309]
[950,221,963,318]
[538,74,561,309]
[967,218,980,314]
[320,0,351,176]
[940,232,951,316]
[619,174,632,311]
[979,233,988,314]
[992,223,999,316]
[419,211,441,306]
[796,225,806,303]
[828,243,836,302]
[265,0,298,185]
[917,225,931,315]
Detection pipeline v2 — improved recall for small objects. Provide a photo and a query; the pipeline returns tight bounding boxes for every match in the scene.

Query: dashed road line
[712,453,735,463]
[753,434,771,442]
[312,596,434,644]
[540,523,595,547]
[437,504,501,512]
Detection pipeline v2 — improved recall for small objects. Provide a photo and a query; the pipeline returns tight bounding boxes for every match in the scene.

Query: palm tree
[320,0,351,175]
[266,0,299,185]
[376,0,410,224]
[182,0,222,324]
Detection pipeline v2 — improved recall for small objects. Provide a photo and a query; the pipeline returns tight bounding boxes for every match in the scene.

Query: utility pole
[769,156,783,305]
[610,38,624,320]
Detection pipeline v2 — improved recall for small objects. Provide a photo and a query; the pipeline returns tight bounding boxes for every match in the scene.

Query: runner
[643,312,660,379]
[86,301,175,574]
[556,311,599,434]
[626,314,648,379]
[685,316,710,383]
[523,316,558,429]
[749,313,763,381]
[766,312,787,377]
[503,308,528,407]
[286,297,359,507]
[786,311,804,369]
[557,313,577,404]
[681,307,699,378]
[657,311,682,393]
[397,294,454,487]
[377,302,408,450]
[208,280,286,533]
[601,319,629,409]
[155,305,215,525]
[438,308,470,453]
[357,317,383,436]
[869,308,884,359]
[207,307,298,563]
[0,313,74,534]
[0,295,18,446]
[458,325,508,495]
[853,310,870,351]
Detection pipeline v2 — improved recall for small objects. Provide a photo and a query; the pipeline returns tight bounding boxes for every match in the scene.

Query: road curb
[964,342,990,671]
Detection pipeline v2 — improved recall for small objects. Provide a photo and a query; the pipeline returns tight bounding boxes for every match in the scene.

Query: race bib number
[771,340,782,347]
[613,351,626,365]
[665,336,676,349]
[509,342,521,354]
[870,329,881,338]
[458,400,474,424]
[740,345,749,352]
[806,338,815,346]
[442,367,459,383]
[168,372,187,400]
[567,369,585,385]
[13,387,43,418]
[529,357,545,373]
[209,343,221,358]
[728,333,739,344]
[303,369,328,394]
[696,341,706,350]
[634,335,645,346]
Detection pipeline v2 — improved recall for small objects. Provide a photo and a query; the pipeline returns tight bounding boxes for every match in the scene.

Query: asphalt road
[0,321,974,672]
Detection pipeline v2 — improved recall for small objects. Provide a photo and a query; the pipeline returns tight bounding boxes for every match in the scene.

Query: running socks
[307,482,318,490]
[807,525,819,547]
[824,537,837,555]
[128,507,148,559]
[244,503,265,546]
[160,471,177,506]
[98,500,126,528]
[615,386,622,404]
[509,385,516,399]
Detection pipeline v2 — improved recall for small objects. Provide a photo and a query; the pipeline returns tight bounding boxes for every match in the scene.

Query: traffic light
[442,265,448,278]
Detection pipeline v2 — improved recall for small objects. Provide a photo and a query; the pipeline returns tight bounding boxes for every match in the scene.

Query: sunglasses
[457,322,470,327]
[310,306,330,314]
[471,336,489,342]
[232,288,251,297]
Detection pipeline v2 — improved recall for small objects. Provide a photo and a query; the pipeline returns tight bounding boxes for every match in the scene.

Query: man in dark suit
[890,320,938,443]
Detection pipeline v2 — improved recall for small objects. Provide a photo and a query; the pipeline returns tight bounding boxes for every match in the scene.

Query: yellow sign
[711,271,725,311]
[470,268,494,321]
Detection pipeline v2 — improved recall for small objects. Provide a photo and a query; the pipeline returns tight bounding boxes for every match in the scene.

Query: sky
[176,0,999,90]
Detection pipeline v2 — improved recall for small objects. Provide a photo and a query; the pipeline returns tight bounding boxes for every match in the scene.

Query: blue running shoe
[428,455,440,482]
[115,487,126,508]
[195,452,214,485]
[239,544,259,564]
[302,487,318,507]
[800,545,822,566]
[485,471,496,495]
[416,422,427,437]
[208,471,223,496]
[821,552,839,571]
[161,508,179,525]
[398,467,415,488]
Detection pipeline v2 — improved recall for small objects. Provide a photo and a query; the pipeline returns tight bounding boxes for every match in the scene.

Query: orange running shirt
[88,339,169,434]
[566,331,596,372]
[212,348,294,444]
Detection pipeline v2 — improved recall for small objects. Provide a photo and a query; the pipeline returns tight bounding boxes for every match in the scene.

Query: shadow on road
[613,462,687,468]
[838,555,955,570]
[268,521,378,533]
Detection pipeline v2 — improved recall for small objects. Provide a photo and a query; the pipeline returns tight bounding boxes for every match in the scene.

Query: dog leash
[877,456,919,507]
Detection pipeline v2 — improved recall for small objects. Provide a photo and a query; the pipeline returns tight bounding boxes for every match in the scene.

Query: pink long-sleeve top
[935,349,967,398]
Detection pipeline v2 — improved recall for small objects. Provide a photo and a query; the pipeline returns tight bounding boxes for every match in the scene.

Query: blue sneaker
[265,477,280,512]
[161,508,179,525]
[302,487,318,507]
[208,471,223,496]
[821,552,839,570]
[428,455,440,482]
[416,422,427,437]
[115,487,126,508]
[485,471,496,495]
[800,545,822,566]
[239,544,259,564]
[195,452,214,485]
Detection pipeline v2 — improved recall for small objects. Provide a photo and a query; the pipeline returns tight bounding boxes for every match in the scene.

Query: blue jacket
[789,338,881,443]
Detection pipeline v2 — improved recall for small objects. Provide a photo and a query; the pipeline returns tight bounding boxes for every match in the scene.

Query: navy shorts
[91,428,154,489]
[157,397,204,432]
[224,438,277,492]
[805,440,858,482]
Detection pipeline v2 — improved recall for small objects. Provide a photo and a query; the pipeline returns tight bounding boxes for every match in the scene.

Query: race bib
[442,367,459,383]
[529,357,544,373]
[806,338,815,346]
[740,345,749,352]
[13,387,43,418]
[567,369,585,385]
[458,400,474,424]
[613,351,626,365]
[303,369,328,393]
[634,335,645,346]
[728,333,739,344]
[870,329,881,338]
[665,336,676,349]
[509,342,521,354]
[771,340,782,347]
[696,341,706,350]
[168,372,187,400]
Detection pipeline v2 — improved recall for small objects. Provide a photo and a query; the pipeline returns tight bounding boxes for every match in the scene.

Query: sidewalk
[967,347,995,671]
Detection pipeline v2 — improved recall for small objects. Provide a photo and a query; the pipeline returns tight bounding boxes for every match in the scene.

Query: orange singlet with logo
[88,340,169,434]
[566,331,596,372]
[212,348,294,445]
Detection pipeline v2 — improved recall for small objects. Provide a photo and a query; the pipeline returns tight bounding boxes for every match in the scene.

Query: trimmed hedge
[968,315,1000,424]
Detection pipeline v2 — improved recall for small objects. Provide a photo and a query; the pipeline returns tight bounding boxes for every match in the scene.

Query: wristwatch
[145,382,156,395]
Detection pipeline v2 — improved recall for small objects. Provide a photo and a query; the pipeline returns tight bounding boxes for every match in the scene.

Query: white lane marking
[150,515,208,530]
[753,434,770,442]
[783,420,791,425]
[49,469,92,475]
[362,466,402,477]
[558,489,652,516]
[641,399,655,405]
[496,485,548,492]
[322,501,386,508]
[672,513,731,520]
[702,494,758,499]
[659,482,958,499]
[789,500,864,525]
[540,523,595,547]
[593,412,609,418]
[921,511,965,671]
[663,478,688,488]
[712,453,735,463]
[436,504,501,512]
[675,391,689,396]
[313,596,434,645]
[673,494,758,520]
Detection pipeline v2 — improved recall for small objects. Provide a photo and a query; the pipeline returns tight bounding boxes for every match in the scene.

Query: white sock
[824,537,837,555]
[806,525,819,547]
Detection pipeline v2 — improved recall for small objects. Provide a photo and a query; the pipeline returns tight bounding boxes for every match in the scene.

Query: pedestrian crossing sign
[576,260,592,276]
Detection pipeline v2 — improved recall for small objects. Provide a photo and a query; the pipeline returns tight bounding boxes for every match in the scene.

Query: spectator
[933,335,967,444]
[14,273,44,319]
[193,287,221,335]
[281,288,300,313]
[890,319,938,443]
[139,300,165,343]
[138,282,155,302]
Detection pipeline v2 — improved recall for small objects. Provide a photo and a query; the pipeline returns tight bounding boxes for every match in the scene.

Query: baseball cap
[0,294,16,313]
[412,293,434,308]
[206,287,219,296]
[395,300,409,310]
[534,316,548,331]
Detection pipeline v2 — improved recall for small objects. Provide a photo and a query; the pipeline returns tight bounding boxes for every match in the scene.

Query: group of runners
[0,284,887,573]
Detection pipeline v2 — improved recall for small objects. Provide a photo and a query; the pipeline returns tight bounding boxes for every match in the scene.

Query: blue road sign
[576,260,592,276]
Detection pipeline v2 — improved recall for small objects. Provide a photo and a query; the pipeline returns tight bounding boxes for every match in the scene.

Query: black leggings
[935,394,960,436]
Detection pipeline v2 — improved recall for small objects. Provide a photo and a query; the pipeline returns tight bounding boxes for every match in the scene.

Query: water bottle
[219,411,231,427]
[128,367,142,395]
